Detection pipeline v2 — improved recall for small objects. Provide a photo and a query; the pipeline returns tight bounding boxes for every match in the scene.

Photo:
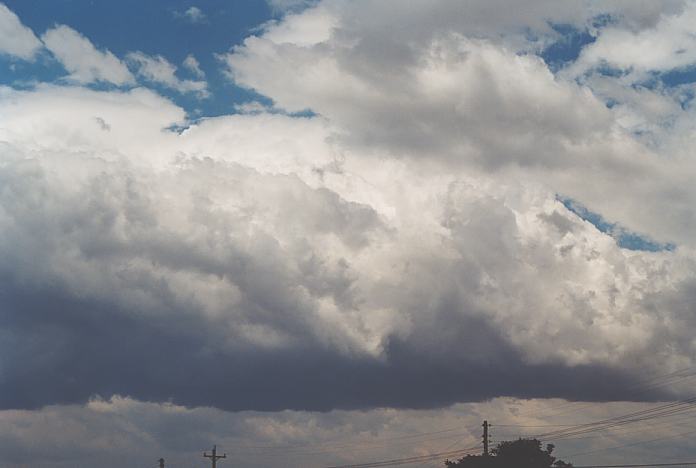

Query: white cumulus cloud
[0,3,42,60]
[570,2,696,79]
[176,6,207,23]
[41,25,134,85]
[2,84,696,381]
[220,1,696,251]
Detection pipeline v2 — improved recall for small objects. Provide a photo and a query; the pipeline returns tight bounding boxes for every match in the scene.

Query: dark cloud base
[0,283,664,412]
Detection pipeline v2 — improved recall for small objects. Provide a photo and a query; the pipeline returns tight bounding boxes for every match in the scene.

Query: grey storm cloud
[8,2,696,467]
[0,272,656,412]
[2,0,696,421]
[0,129,686,412]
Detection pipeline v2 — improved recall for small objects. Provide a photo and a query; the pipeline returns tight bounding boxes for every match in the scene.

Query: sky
[4,0,696,467]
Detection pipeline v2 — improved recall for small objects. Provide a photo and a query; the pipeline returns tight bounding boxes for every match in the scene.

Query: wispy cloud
[127,51,208,97]
[174,6,207,24]
[183,53,205,78]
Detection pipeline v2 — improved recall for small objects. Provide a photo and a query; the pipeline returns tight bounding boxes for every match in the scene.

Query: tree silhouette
[445,438,572,468]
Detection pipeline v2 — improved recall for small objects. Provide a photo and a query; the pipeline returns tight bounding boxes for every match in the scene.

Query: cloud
[1,83,695,415]
[0,85,185,156]
[183,53,205,78]
[266,0,320,14]
[0,396,690,467]
[219,0,696,251]
[570,2,696,79]
[225,33,612,162]
[41,25,134,85]
[234,100,278,114]
[94,116,111,131]
[127,51,209,97]
[4,0,696,446]
[0,3,42,60]
[175,6,207,24]
[9,2,696,466]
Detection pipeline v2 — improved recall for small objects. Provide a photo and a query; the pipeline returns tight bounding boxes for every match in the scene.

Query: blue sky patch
[0,0,279,117]
[541,23,595,71]
[660,65,696,87]
[559,197,675,252]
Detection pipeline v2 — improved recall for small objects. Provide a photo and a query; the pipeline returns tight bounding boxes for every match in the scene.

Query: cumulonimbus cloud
[3,0,696,417]
[0,81,694,413]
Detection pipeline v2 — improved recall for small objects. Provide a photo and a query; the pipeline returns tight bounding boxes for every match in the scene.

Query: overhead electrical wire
[510,366,696,423]
[573,463,696,468]
[566,426,696,459]
[265,366,696,468]
[323,397,696,467]
[324,445,481,468]
[533,398,696,442]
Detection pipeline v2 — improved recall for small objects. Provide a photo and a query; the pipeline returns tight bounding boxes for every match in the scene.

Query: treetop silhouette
[445,438,572,468]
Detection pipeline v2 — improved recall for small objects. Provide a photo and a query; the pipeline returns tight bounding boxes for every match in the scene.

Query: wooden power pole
[204,445,227,468]
[482,420,490,456]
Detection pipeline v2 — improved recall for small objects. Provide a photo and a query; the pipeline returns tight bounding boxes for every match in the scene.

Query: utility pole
[482,420,490,456]
[204,445,227,468]
[158,458,165,468]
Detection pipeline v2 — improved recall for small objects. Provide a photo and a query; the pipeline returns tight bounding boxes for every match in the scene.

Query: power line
[326,420,489,468]
[233,429,481,459]
[322,398,696,468]
[563,426,696,459]
[324,446,481,468]
[419,423,483,468]
[496,414,696,442]
[531,398,696,442]
[508,366,696,423]
[182,367,696,468]
[494,423,582,428]
[210,367,696,466]
[225,425,479,456]
[573,463,696,468]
